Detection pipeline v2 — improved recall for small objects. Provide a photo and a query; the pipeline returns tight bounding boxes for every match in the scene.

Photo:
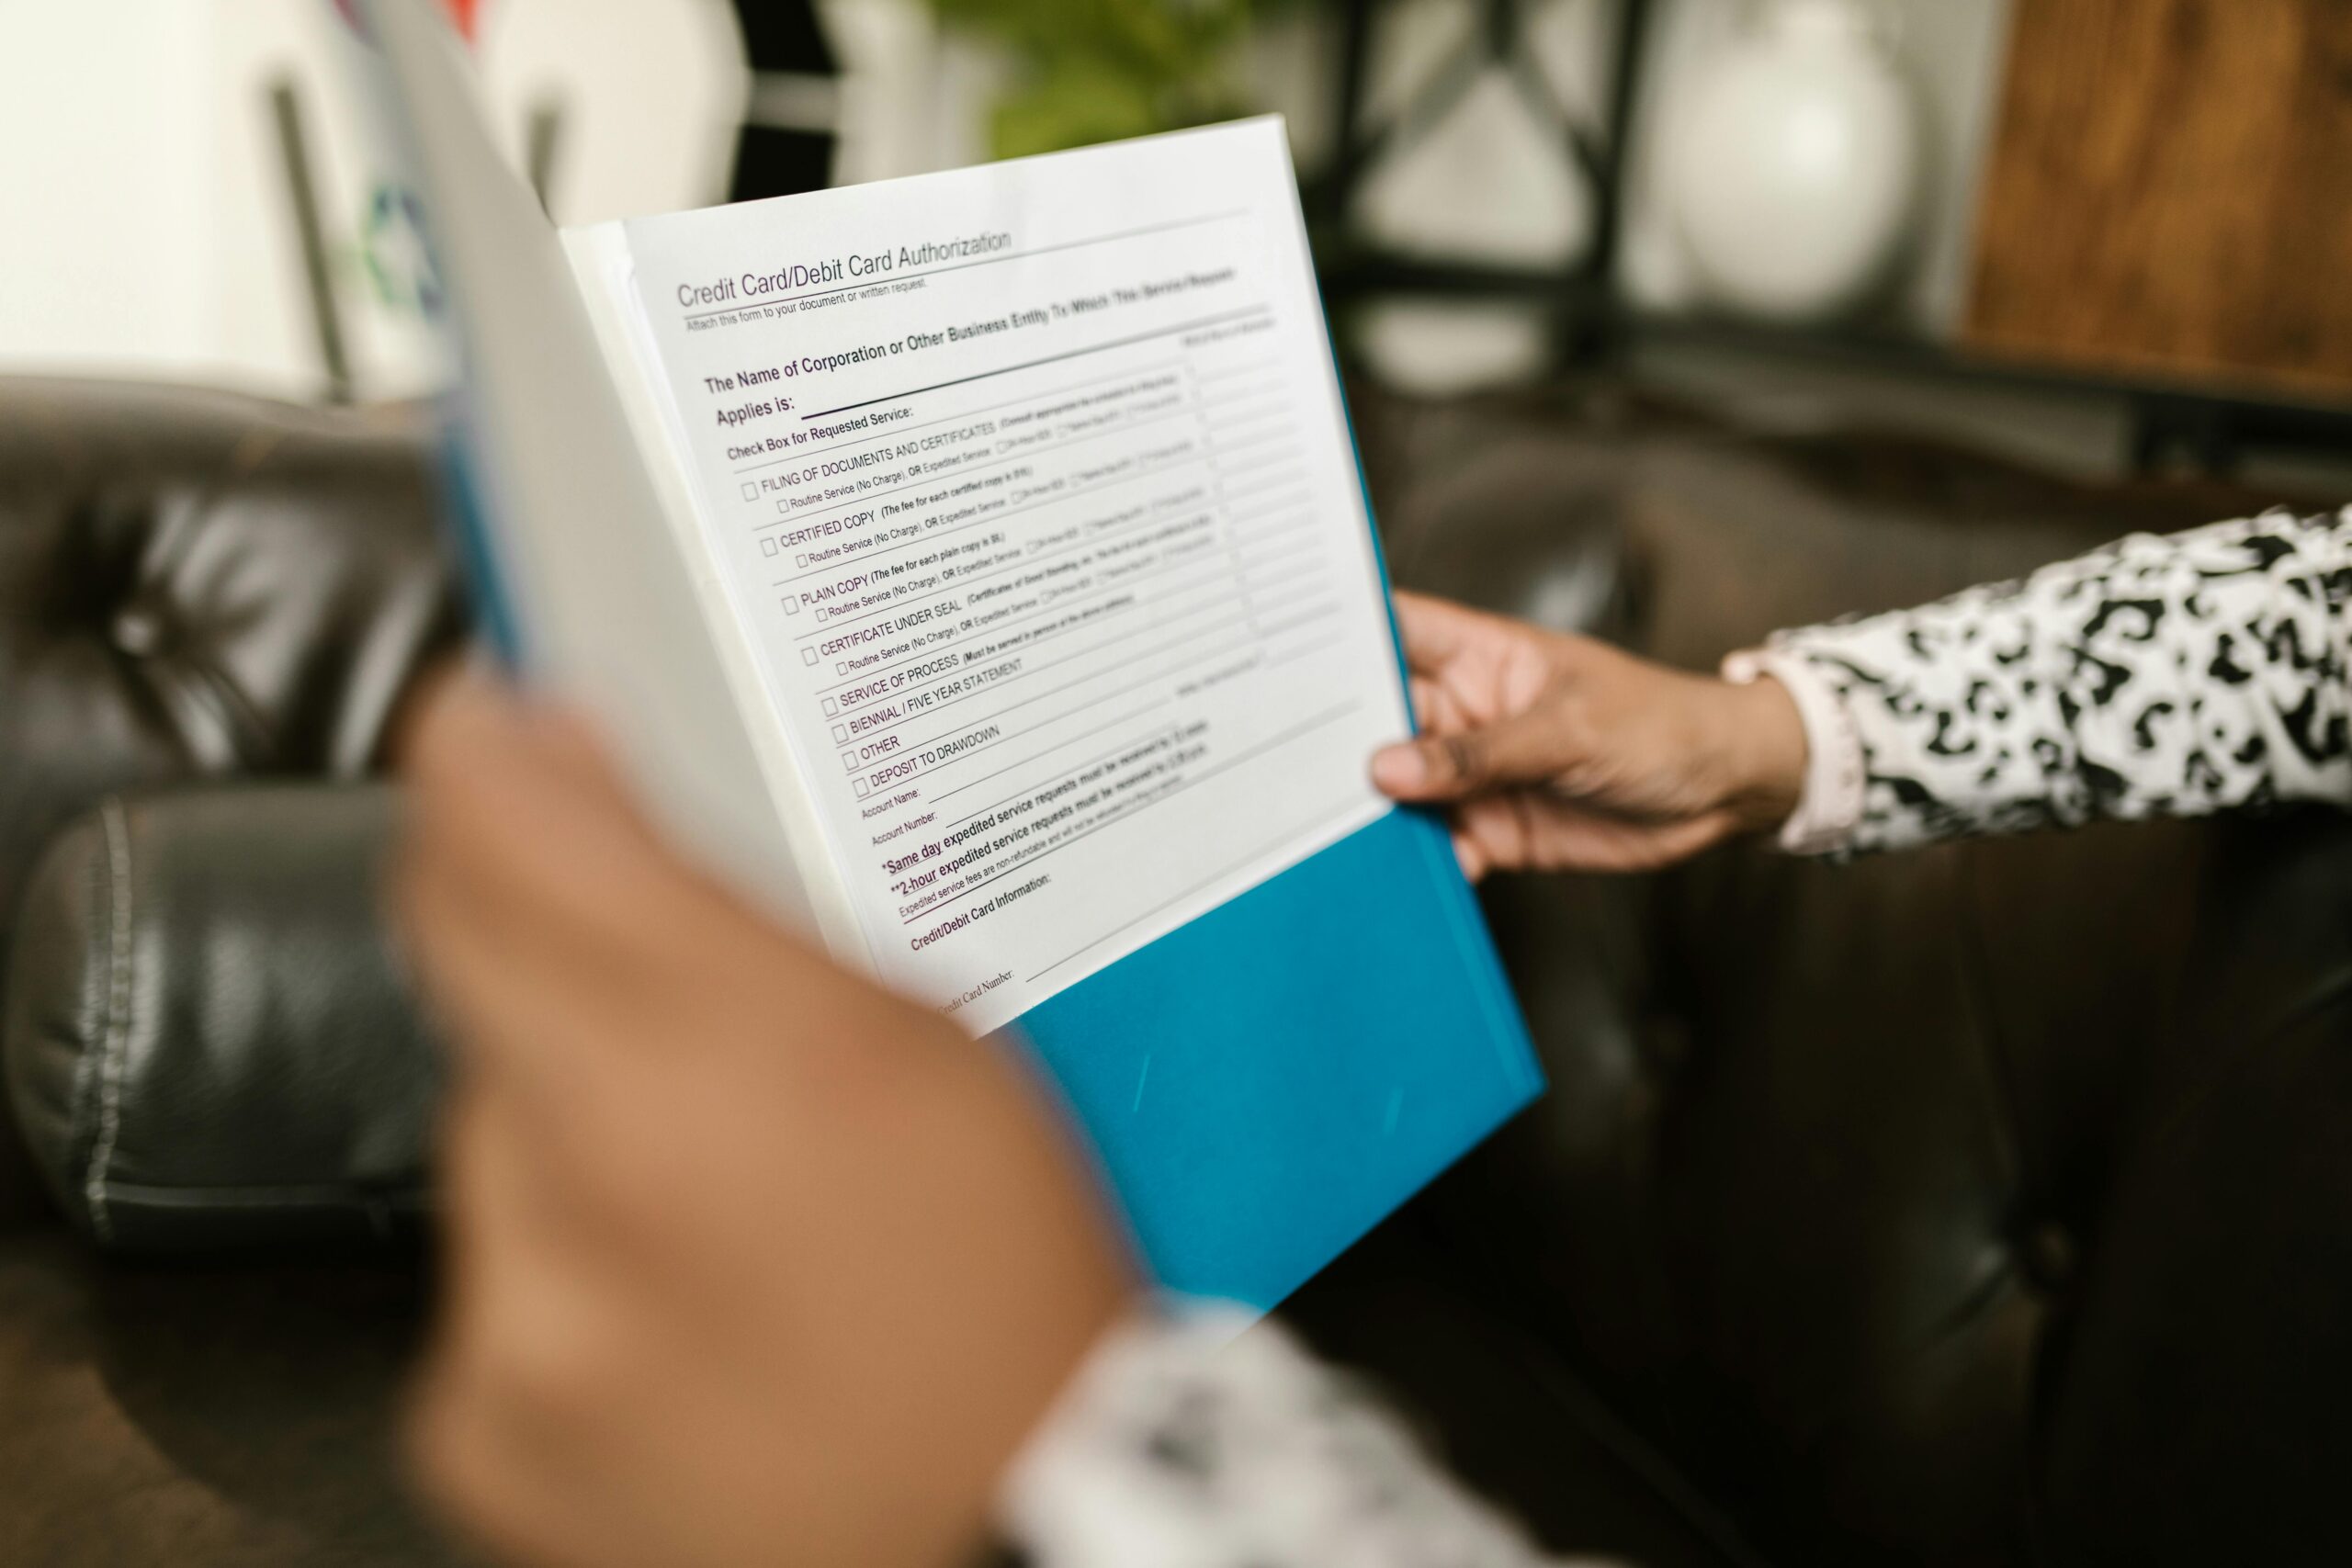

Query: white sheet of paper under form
[590,119,1411,1035]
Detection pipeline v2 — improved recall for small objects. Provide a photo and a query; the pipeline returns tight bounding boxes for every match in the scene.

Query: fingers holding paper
[1369,592,1810,877]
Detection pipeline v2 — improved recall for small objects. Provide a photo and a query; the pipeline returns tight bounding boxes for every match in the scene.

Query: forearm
[1753,508,2352,856]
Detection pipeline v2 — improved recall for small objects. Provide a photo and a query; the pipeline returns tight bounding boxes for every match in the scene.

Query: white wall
[819,0,994,187]
[0,0,748,403]
[0,0,224,386]
[0,0,461,399]
[476,0,748,226]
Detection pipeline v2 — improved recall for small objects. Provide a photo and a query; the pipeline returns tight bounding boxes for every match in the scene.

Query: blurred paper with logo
[356,0,823,937]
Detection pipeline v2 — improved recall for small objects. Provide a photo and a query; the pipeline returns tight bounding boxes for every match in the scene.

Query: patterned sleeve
[1755,507,2352,856]
[997,1308,1594,1568]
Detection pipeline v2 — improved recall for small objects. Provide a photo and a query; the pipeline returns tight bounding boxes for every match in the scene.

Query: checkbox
[783,596,800,616]
[831,724,848,743]
[836,662,848,674]
[796,554,808,568]
[842,752,858,773]
[854,779,870,798]
[822,697,838,716]
[802,648,819,666]
[778,499,792,513]
[761,538,778,557]
[741,483,759,502]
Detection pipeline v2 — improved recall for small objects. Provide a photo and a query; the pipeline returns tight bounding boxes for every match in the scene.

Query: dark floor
[0,1228,460,1567]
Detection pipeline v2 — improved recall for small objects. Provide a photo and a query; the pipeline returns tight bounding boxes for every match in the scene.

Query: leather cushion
[4,785,438,1251]
[0,378,461,1217]
[0,379,461,988]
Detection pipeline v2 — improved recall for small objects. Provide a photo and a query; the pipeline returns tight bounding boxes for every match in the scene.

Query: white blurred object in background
[1346,0,1609,394]
[819,0,990,186]
[0,0,747,404]
[1659,0,1923,324]
[1351,1,1601,274]
[479,0,747,226]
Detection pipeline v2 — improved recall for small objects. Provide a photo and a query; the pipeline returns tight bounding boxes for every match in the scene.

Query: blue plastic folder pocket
[1007,805,1544,1311]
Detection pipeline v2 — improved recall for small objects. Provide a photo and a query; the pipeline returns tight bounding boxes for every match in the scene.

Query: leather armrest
[3,784,437,1251]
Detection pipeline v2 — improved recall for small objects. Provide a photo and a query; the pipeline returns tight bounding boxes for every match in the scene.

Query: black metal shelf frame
[1302,0,2351,474]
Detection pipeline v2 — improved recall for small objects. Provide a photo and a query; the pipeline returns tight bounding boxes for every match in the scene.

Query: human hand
[392,673,1136,1568]
[1369,592,1807,876]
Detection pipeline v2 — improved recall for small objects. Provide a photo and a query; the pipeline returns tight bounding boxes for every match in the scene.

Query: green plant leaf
[925,0,1301,155]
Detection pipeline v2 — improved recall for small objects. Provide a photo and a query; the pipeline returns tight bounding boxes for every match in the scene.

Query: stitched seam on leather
[97,1181,431,1207]
[83,799,135,1242]
[60,844,109,1224]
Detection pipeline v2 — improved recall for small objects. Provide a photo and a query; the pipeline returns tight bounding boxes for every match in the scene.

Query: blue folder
[447,443,1544,1311]
[382,5,1544,1306]
[1012,801,1543,1309]
[441,424,1543,1312]
[428,342,1540,1319]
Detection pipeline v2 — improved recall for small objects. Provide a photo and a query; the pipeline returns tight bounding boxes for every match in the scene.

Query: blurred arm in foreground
[394,675,1569,1568]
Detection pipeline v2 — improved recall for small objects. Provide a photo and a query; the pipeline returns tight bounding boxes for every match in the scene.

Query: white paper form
[609,119,1410,1034]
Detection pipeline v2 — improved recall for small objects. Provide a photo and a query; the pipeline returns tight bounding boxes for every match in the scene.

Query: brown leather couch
[2,377,2346,1566]
[0,379,461,1564]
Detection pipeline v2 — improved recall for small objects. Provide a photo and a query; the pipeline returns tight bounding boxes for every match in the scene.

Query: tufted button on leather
[0,378,465,1068]
[110,606,164,658]
[2021,1221,2077,1294]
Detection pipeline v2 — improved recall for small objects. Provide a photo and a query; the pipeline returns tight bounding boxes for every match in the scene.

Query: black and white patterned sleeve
[998,1309,1601,1568]
[1733,508,2352,857]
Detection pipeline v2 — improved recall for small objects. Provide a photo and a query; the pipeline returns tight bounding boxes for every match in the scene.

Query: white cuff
[1720,648,1865,855]
[995,1309,1243,1568]
[998,1304,1561,1568]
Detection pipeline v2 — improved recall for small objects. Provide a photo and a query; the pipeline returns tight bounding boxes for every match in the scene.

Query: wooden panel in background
[1966,0,2352,401]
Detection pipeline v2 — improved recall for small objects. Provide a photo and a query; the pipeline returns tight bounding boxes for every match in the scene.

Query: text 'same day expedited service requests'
[611,123,1408,1036]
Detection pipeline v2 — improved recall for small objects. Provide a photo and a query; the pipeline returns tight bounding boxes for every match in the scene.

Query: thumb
[1370,707,1575,803]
